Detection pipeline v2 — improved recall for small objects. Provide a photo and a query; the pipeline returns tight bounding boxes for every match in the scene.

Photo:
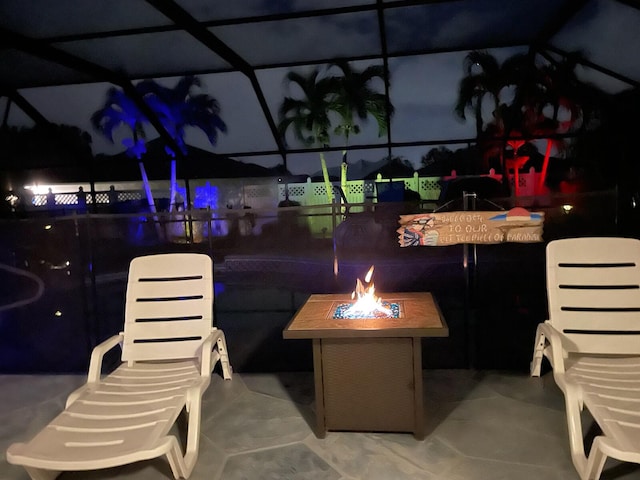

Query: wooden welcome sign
[397,207,544,247]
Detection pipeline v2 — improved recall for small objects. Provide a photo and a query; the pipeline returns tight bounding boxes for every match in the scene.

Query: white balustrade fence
[24,170,548,238]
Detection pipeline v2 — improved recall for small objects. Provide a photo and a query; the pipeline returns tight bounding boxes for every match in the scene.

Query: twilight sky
[1,0,637,178]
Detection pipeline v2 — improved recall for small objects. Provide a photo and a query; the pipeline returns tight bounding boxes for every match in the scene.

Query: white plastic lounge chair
[7,253,232,480]
[531,237,640,480]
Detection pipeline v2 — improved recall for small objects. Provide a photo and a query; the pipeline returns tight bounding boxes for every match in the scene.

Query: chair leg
[180,394,203,479]
[23,467,61,480]
[164,436,188,480]
[216,333,232,380]
[530,326,546,377]
[564,384,590,479]
[584,437,608,480]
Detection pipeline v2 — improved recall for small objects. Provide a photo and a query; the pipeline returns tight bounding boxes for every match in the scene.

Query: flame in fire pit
[343,266,392,318]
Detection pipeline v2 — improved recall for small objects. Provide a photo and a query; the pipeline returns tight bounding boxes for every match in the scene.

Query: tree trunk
[138,161,163,238]
[475,103,483,139]
[320,152,334,203]
[538,140,553,194]
[169,159,177,212]
[340,150,348,208]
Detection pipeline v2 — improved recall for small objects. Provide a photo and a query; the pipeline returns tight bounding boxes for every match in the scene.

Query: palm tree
[457,50,594,196]
[454,50,502,139]
[92,76,227,212]
[531,54,588,193]
[455,50,517,192]
[278,69,337,202]
[135,76,227,210]
[500,52,590,194]
[91,86,157,215]
[477,53,542,191]
[329,60,393,190]
[278,63,393,202]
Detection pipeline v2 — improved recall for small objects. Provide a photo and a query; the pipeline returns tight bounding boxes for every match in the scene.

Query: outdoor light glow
[25,185,50,195]
[194,183,219,209]
[54,311,62,317]
[562,204,574,214]
[44,224,52,230]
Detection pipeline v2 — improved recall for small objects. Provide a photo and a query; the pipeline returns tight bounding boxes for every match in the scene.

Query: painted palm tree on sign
[278,68,337,202]
[329,60,393,189]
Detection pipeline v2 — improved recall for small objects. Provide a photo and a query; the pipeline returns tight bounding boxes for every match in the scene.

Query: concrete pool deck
[2,369,638,480]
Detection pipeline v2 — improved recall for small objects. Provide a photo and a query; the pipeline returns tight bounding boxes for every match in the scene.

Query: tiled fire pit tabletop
[283,292,448,439]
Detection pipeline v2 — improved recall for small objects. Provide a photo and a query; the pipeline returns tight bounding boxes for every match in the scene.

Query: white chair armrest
[199,329,224,377]
[537,321,567,374]
[87,334,124,383]
[65,334,124,408]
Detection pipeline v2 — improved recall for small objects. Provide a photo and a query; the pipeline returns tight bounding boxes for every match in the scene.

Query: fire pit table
[283,292,448,439]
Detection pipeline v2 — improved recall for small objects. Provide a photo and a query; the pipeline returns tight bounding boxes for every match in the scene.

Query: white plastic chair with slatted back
[531,237,640,480]
[7,253,232,480]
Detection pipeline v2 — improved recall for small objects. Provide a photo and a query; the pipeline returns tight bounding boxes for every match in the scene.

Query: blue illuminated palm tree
[92,76,227,211]
[90,87,147,150]
[136,75,227,209]
[91,87,156,213]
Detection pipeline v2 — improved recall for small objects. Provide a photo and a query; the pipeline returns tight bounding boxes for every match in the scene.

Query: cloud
[551,0,640,89]
[213,12,380,66]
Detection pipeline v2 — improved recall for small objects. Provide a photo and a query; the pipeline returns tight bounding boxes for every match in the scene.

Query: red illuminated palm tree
[531,55,586,193]
[466,51,589,195]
